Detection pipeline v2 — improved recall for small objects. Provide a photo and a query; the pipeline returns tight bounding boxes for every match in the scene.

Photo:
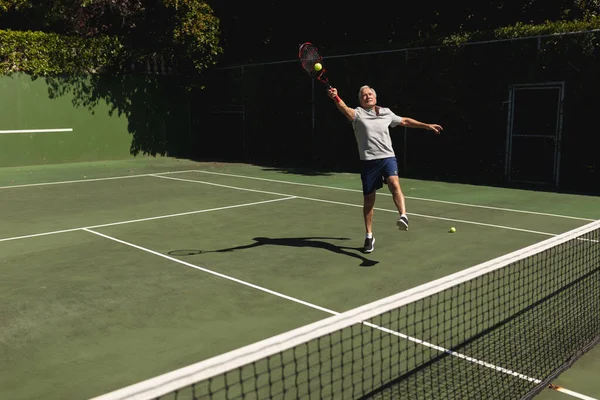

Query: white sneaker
[397,216,409,231]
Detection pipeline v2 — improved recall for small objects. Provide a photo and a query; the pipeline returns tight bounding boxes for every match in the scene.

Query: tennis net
[93,220,600,400]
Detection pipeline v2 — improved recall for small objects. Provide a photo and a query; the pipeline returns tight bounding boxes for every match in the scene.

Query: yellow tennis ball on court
[449,227,456,233]
[314,63,322,71]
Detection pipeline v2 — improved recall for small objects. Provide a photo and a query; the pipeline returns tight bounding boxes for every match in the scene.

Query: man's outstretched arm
[399,117,443,134]
[327,87,355,122]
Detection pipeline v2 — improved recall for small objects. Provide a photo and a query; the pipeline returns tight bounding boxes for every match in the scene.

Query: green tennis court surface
[1,158,598,399]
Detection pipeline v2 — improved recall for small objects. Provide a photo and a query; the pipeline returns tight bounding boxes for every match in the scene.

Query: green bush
[0,29,124,76]
[442,15,600,46]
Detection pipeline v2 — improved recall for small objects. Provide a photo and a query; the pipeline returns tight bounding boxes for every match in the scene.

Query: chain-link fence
[193,30,600,194]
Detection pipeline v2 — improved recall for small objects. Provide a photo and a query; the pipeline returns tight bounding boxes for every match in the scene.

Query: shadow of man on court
[216,236,378,267]
[171,237,378,267]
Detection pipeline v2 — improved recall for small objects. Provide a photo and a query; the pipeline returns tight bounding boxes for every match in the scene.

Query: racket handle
[325,83,341,103]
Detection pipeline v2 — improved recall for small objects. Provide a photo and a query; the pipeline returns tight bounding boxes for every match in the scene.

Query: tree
[209,0,600,65]
[0,0,222,76]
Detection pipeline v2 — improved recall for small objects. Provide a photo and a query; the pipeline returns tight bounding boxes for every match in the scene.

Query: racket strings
[299,44,322,77]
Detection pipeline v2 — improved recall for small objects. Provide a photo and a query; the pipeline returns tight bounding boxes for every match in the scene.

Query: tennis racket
[298,42,341,102]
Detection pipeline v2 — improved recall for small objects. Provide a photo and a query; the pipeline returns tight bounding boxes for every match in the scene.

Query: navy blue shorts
[360,157,399,195]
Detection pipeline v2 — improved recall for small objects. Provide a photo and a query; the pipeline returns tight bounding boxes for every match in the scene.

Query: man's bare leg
[363,192,376,233]
[386,176,406,214]
[363,192,377,252]
[386,176,409,230]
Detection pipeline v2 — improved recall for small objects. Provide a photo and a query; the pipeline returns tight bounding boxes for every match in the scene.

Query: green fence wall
[0,73,191,168]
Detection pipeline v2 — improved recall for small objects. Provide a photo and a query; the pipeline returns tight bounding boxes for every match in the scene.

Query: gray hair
[358,85,376,99]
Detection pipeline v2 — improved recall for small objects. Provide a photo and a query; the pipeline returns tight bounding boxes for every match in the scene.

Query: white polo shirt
[352,106,403,161]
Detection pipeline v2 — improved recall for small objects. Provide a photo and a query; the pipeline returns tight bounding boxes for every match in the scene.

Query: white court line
[551,386,599,400]
[0,169,195,189]
[0,198,296,243]
[87,197,296,229]
[0,165,593,221]
[0,174,556,244]
[85,228,597,400]
[83,228,339,315]
[0,227,83,242]
[193,169,596,222]
[0,128,73,134]
[153,174,559,237]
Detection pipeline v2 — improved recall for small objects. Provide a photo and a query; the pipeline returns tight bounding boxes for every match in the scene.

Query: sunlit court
[1,158,598,399]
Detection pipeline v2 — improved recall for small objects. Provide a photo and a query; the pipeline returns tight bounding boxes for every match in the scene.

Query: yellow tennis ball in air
[449,227,456,233]
[314,63,322,71]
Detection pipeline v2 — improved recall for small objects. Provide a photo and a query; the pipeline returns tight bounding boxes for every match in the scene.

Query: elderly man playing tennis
[327,85,442,254]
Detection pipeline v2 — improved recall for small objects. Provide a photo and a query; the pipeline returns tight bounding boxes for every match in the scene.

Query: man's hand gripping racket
[298,42,341,102]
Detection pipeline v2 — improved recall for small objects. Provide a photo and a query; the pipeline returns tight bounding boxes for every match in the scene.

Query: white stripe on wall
[0,128,74,134]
